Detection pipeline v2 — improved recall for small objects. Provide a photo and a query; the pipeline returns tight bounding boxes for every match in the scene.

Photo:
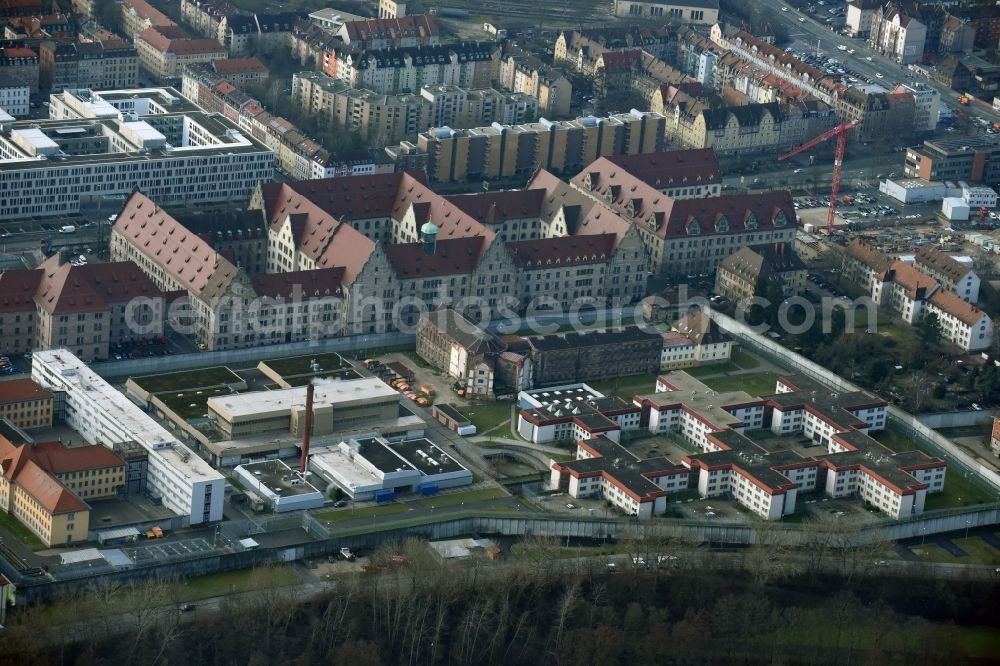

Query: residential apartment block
[552,370,942,521]
[715,244,807,302]
[292,71,538,144]
[914,244,980,303]
[0,45,38,93]
[0,76,27,115]
[39,38,139,93]
[0,87,273,220]
[181,58,268,99]
[32,349,225,526]
[220,13,302,55]
[554,26,675,77]
[418,110,666,184]
[498,48,571,116]
[122,0,179,42]
[136,27,228,82]
[335,14,439,50]
[333,42,499,96]
[869,2,927,64]
[666,309,732,368]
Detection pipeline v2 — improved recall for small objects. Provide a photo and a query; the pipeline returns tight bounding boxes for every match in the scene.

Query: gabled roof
[576,150,721,192]
[674,310,730,346]
[385,237,485,278]
[881,260,938,301]
[250,267,345,299]
[35,256,164,315]
[0,268,42,312]
[342,14,439,42]
[845,238,892,273]
[443,189,546,224]
[420,308,504,355]
[506,233,618,268]
[114,191,238,301]
[929,288,986,326]
[914,245,972,282]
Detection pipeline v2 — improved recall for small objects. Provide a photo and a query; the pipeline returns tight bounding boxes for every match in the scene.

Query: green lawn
[261,352,348,378]
[177,566,301,600]
[463,402,513,433]
[731,349,761,369]
[683,362,740,378]
[0,510,46,551]
[313,502,409,523]
[923,470,997,510]
[418,487,508,509]
[954,625,1000,660]
[588,374,659,399]
[131,366,242,393]
[154,384,233,420]
[870,427,919,452]
[704,372,781,396]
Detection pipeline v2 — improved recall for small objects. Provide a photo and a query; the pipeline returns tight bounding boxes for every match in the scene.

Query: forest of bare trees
[0,536,996,666]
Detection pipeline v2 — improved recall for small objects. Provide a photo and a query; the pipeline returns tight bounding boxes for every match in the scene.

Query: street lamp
[965,519,972,539]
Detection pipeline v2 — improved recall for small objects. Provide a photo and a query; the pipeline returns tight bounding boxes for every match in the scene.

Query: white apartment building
[896,82,940,133]
[0,80,29,116]
[925,289,993,352]
[0,88,273,220]
[31,349,225,525]
[869,6,927,64]
[914,245,980,303]
[872,260,938,324]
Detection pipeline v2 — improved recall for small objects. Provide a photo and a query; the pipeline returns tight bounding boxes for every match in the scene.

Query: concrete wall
[89,332,414,379]
[916,410,996,429]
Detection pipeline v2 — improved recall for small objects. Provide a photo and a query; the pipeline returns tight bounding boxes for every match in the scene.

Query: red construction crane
[778,120,860,236]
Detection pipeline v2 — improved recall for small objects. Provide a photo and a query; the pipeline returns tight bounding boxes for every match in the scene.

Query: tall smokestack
[300,382,314,474]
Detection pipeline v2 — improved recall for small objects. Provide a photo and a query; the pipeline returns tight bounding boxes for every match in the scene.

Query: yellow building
[418,111,666,183]
[0,437,125,546]
[0,379,52,431]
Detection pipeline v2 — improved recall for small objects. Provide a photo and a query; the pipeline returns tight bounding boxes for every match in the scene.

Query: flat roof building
[233,459,324,512]
[308,434,472,501]
[207,378,400,441]
[0,87,273,220]
[31,349,225,525]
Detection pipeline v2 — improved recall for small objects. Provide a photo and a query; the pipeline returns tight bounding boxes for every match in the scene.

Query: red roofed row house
[121,0,179,42]
[549,370,944,520]
[0,433,126,546]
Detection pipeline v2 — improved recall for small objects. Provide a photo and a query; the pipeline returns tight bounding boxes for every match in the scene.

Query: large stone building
[715,244,806,302]
[869,2,927,64]
[570,155,797,275]
[498,48,571,116]
[416,308,507,397]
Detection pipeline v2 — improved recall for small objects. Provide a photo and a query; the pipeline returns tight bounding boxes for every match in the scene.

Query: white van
[59,225,76,234]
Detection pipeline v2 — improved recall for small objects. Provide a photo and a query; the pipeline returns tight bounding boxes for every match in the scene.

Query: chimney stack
[300,382,314,474]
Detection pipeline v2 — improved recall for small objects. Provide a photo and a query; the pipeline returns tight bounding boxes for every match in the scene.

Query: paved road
[769,0,1000,124]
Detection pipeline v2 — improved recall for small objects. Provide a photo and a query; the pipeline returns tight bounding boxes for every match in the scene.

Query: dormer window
[715,215,730,233]
[773,210,787,227]
[686,218,701,235]
[745,213,758,230]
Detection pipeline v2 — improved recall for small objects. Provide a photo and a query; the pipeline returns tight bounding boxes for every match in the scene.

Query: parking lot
[124,538,216,563]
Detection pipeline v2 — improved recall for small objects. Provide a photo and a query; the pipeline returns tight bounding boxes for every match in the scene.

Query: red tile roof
[527,168,632,242]
[599,49,642,73]
[0,378,50,405]
[929,288,986,326]
[250,267,345,298]
[114,191,238,300]
[123,0,177,28]
[0,269,42,313]
[385,237,485,278]
[35,255,164,315]
[578,149,721,192]
[0,437,90,515]
[211,56,268,75]
[138,28,223,55]
[29,440,124,475]
[883,260,938,300]
[443,189,546,224]
[343,14,439,42]
[507,233,618,268]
